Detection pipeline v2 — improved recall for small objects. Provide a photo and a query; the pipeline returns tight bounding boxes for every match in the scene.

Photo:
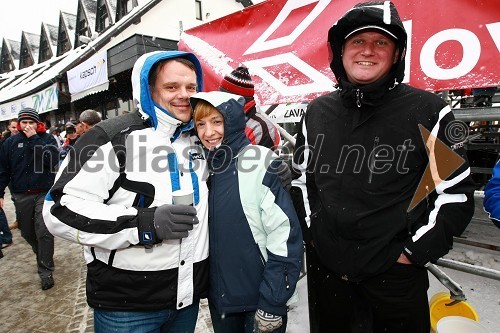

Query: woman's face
[195,110,224,151]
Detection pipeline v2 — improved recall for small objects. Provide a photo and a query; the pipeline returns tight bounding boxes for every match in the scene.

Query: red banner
[179,0,500,106]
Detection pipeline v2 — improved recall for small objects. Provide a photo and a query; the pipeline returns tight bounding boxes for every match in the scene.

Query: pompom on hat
[219,66,255,103]
[18,107,40,123]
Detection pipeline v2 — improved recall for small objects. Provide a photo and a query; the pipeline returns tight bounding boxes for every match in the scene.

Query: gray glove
[276,159,292,192]
[154,204,198,240]
[138,204,198,248]
[254,309,283,332]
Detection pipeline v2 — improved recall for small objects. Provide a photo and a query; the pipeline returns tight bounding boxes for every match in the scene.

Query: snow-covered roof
[45,24,59,46]
[106,0,118,24]
[80,0,97,34]
[4,39,21,71]
[97,0,117,27]
[43,23,59,56]
[21,32,40,67]
[61,11,77,47]
[0,0,161,103]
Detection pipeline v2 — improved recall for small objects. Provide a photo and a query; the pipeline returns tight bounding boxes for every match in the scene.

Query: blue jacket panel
[484,161,500,228]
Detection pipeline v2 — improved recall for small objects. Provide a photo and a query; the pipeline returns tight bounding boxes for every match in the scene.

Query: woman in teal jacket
[191,91,303,333]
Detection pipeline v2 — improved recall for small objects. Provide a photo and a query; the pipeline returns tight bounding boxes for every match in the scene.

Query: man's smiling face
[342,30,398,85]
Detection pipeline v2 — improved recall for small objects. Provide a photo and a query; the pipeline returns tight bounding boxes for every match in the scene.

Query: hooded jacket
[292,1,475,281]
[191,92,303,316]
[43,51,209,311]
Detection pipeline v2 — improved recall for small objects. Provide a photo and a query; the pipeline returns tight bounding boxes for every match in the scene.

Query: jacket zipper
[284,268,290,291]
[210,172,224,310]
[257,243,266,267]
[356,89,363,108]
[368,136,380,184]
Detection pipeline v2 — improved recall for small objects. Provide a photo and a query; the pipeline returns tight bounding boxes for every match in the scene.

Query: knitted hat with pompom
[219,66,255,103]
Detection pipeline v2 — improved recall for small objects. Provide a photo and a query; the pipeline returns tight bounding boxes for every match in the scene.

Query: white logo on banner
[67,51,108,95]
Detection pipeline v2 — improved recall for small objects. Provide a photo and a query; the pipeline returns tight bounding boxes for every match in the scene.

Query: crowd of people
[1,1,498,332]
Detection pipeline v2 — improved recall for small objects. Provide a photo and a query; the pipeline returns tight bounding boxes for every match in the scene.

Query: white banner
[0,83,59,121]
[67,51,108,97]
[262,102,308,123]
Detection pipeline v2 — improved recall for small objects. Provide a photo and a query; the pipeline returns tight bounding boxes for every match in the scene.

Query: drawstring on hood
[328,1,407,107]
[131,51,204,130]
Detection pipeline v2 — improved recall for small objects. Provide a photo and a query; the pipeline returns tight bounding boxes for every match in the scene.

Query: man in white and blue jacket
[43,51,209,332]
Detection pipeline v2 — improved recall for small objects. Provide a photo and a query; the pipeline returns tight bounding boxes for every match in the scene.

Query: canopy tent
[179,0,500,117]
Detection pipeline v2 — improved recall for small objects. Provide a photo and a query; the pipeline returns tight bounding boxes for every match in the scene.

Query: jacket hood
[131,51,203,128]
[190,92,249,168]
[328,1,407,92]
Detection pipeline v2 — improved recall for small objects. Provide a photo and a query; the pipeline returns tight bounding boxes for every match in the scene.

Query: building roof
[61,11,78,47]
[44,23,60,56]
[21,32,41,67]
[4,39,21,71]
[0,0,161,104]
[81,0,97,32]
[45,24,60,46]
[106,0,118,23]
[96,0,117,29]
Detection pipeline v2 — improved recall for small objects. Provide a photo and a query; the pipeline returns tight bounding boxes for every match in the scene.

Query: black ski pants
[306,246,430,333]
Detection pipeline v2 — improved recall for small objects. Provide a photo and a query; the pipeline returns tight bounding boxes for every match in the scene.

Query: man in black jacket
[0,108,59,290]
[291,2,475,332]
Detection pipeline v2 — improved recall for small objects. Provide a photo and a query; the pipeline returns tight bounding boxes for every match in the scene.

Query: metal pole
[426,263,466,302]
[436,258,500,281]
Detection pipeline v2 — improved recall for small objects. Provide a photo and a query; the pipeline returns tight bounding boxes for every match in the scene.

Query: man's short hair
[79,109,102,126]
[148,57,197,87]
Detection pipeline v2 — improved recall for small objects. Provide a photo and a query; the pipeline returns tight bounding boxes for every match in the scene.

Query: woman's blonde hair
[193,100,220,129]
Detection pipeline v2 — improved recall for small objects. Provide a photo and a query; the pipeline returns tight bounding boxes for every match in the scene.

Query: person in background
[291,2,475,332]
[77,109,102,134]
[0,123,14,257]
[49,126,64,150]
[43,51,208,332]
[7,118,19,137]
[219,66,292,192]
[191,91,303,333]
[483,161,500,228]
[1,118,20,230]
[0,202,13,259]
[59,122,80,163]
[0,119,19,145]
[219,66,281,150]
[0,108,59,289]
[62,122,79,146]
